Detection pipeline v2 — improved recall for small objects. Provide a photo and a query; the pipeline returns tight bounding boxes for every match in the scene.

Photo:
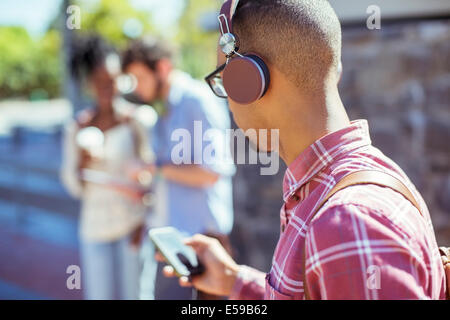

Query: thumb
[184,234,215,249]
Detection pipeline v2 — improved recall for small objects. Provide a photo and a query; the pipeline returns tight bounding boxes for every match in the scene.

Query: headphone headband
[219,0,239,35]
[217,0,271,104]
[218,0,241,56]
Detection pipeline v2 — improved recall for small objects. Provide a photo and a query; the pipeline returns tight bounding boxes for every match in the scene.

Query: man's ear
[156,58,173,79]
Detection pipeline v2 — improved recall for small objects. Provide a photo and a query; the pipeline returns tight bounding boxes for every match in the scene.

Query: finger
[148,164,158,174]
[179,276,192,287]
[154,251,166,262]
[184,234,214,247]
[162,265,176,278]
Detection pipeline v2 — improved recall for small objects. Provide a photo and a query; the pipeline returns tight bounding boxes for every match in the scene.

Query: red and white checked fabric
[229,120,446,300]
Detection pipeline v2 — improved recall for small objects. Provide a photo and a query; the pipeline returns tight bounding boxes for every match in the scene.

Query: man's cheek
[137,82,153,101]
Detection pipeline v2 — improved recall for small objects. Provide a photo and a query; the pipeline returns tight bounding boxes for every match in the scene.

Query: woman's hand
[130,223,145,251]
[126,161,157,184]
[155,234,239,297]
[78,147,104,170]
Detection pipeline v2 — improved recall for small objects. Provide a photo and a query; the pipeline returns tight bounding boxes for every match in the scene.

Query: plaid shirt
[230,120,446,300]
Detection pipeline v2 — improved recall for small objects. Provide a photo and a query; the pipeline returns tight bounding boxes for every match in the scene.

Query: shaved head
[232,0,342,92]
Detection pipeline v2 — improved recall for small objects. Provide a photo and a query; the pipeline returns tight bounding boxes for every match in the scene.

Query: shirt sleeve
[305,203,429,300]
[229,265,266,300]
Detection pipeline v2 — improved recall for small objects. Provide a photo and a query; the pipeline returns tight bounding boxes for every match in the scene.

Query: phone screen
[149,227,203,277]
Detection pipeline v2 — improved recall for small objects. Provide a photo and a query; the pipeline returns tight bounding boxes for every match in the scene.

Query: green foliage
[73,0,154,50]
[0,0,221,99]
[175,0,221,79]
[75,0,221,79]
[0,27,62,99]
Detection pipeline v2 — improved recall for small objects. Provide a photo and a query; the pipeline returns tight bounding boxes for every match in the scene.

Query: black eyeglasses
[204,63,227,98]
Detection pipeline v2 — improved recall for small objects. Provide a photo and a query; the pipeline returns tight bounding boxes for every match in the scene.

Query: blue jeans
[139,238,157,300]
[80,235,140,300]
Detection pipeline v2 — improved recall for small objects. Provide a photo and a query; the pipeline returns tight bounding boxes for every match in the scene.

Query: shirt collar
[282,119,372,202]
[167,70,192,108]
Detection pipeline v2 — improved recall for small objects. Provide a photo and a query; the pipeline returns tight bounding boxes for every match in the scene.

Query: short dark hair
[122,37,174,72]
[70,33,114,80]
[233,0,342,92]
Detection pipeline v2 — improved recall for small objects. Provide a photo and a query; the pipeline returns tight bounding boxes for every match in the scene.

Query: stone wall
[230,19,450,272]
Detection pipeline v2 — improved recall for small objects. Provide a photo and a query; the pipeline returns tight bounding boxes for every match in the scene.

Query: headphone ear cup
[223,55,270,104]
[245,54,270,96]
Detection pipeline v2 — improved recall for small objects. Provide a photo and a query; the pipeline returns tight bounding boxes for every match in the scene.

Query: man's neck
[160,82,171,103]
[277,87,350,165]
[159,71,175,103]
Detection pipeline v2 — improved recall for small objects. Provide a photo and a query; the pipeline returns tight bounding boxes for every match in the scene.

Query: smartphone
[149,227,204,278]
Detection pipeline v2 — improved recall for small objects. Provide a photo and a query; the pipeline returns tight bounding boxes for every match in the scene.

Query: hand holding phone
[149,227,204,277]
[154,232,240,297]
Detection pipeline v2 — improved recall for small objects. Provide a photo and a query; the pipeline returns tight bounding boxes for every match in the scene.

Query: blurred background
[0,0,448,299]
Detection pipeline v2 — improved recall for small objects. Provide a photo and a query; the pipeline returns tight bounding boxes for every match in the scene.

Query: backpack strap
[315,170,421,217]
[439,247,450,300]
[302,170,422,299]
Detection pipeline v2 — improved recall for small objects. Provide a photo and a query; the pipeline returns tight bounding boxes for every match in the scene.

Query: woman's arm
[60,121,83,198]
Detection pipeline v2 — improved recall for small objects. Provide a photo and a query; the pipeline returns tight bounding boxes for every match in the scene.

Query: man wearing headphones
[159,0,447,299]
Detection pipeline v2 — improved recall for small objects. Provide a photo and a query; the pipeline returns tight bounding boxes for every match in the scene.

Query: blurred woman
[60,34,152,300]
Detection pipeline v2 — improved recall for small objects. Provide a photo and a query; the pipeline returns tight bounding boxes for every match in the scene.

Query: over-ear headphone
[218,0,270,105]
